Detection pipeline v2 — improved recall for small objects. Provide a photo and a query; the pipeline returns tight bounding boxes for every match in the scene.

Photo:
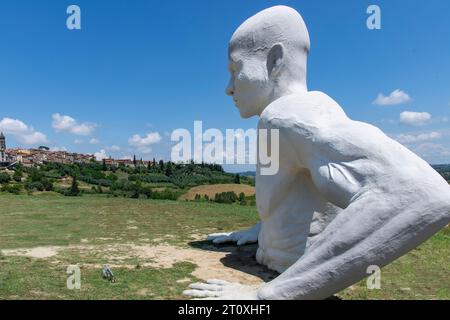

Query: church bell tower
[0,132,6,162]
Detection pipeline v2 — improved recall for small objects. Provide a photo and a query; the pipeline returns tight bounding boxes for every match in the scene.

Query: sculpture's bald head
[229,6,310,58]
[226,6,310,118]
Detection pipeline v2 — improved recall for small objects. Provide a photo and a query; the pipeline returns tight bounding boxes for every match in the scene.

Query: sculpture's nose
[225,77,235,96]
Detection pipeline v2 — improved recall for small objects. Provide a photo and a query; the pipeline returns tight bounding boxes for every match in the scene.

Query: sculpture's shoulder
[260,91,348,132]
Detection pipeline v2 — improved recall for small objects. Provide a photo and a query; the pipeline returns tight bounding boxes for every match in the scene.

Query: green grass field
[0,192,448,300]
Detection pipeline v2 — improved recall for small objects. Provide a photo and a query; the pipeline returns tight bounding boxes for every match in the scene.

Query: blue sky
[1,0,449,170]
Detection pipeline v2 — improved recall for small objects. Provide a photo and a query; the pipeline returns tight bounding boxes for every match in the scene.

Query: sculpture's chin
[239,112,253,119]
[238,106,257,119]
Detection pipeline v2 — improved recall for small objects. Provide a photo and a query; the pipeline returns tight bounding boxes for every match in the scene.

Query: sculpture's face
[226,49,271,118]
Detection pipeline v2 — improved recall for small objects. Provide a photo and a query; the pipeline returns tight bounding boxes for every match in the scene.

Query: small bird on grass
[102,264,116,283]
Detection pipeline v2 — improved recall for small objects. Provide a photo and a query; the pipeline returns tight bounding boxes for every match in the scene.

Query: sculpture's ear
[267,43,284,78]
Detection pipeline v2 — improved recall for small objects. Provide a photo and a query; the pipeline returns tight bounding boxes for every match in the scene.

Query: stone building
[0,132,6,162]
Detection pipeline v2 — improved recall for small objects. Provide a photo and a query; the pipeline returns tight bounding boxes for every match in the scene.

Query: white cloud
[394,131,442,144]
[0,117,48,145]
[52,113,97,136]
[50,146,68,152]
[399,111,431,126]
[128,132,162,154]
[413,143,450,159]
[129,132,162,147]
[74,139,84,144]
[89,138,100,144]
[106,145,120,151]
[20,131,48,145]
[373,89,411,106]
[94,149,108,161]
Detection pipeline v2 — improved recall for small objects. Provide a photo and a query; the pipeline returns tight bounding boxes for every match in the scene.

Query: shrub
[13,170,22,182]
[25,181,45,192]
[1,183,22,195]
[150,188,180,201]
[214,191,238,204]
[0,172,11,184]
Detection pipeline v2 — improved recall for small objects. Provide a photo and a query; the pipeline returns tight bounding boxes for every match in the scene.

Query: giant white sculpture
[184,5,450,299]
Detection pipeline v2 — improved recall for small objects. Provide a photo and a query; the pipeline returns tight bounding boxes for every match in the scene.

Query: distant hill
[432,164,450,171]
[432,164,450,182]
[237,171,256,177]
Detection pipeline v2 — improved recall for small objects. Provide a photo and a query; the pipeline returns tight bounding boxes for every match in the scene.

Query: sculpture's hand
[206,222,261,246]
[183,279,261,300]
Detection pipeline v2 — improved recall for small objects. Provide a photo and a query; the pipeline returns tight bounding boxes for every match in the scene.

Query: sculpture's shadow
[188,240,279,283]
[188,240,342,300]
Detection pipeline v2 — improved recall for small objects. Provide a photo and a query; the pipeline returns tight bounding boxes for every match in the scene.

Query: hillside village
[0,133,257,205]
[0,132,152,168]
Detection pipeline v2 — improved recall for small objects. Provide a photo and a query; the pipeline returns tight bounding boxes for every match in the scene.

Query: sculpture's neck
[267,82,308,107]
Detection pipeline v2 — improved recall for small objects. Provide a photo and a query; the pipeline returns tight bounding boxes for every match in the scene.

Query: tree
[41,177,53,191]
[133,155,137,167]
[102,159,107,171]
[66,176,80,196]
[130,183,140,199]
[13,169,23,183]
[234,174,241,184]
[214,191,238,204]
[13,163,23,182]
[29,168,43,183]
[0,172,11,184]
[159,160,165,172]
[165,162,173,177]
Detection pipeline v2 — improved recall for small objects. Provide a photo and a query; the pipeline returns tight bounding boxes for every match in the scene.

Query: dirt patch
[130,244,270,284]
[2,247,59,259]
[1,242,276,285]
[137,288,151,296]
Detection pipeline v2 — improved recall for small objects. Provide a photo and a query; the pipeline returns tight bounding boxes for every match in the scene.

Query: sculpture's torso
[254,91,450,273]
[255,162,341,272]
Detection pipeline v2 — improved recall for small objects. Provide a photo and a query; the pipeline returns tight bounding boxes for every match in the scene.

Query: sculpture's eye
[228,60,242,76]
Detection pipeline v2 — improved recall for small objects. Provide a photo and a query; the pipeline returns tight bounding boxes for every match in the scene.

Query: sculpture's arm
[256,154,450,299]
[206,222,261,245]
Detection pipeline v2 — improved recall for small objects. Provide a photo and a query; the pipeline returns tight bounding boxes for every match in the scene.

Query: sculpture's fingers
[230,232,245,242]
[206,279,230,285]
[212,235,233,244]
[183,289,221,298]
[189,283,224,291]
[207,232,230,241]
[237,235,250,246]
